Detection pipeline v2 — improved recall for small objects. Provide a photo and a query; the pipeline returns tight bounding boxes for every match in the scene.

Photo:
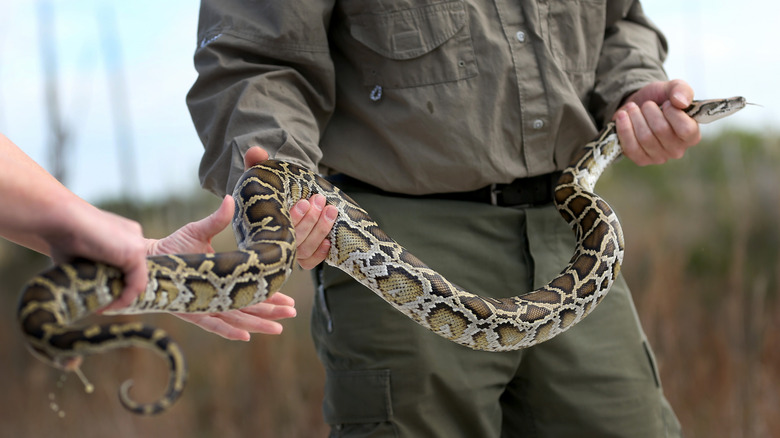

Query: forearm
[187,0,336,197]
[0,133,88,255]
[590,0,669,125]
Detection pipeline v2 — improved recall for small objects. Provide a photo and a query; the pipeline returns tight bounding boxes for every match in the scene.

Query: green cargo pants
[311,188,682,437]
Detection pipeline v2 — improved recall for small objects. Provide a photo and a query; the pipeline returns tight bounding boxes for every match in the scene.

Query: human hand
[614,79,702,166]
[147,195,297,340]
[0,133,149,312]
[51,202,149,313]
[244,147,337,269]
[174,292,297,341]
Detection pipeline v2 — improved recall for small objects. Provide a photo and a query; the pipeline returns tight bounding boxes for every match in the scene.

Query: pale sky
[1,0,776,203]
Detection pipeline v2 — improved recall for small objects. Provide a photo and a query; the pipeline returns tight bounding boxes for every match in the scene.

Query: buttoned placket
[493,0,551,175]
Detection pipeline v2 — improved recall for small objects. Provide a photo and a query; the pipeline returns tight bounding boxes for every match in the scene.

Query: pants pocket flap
[324,369,393,424]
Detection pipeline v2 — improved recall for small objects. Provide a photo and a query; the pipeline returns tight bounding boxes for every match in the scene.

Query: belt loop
[490,184,500,206]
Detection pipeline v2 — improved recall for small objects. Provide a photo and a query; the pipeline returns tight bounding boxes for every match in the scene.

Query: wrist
[39,192,93,254]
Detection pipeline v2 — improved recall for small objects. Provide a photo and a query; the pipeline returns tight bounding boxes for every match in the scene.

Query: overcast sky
[1,0,776,203]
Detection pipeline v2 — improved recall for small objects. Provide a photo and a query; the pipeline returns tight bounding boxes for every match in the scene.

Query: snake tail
[17,259,187,415]
[115,324,186,415]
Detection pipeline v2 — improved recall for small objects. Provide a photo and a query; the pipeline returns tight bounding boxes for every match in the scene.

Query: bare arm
[0,133,297,338]
[0,133,148,309]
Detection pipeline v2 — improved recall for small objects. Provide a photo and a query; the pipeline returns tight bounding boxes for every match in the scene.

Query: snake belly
[16,97,746,415]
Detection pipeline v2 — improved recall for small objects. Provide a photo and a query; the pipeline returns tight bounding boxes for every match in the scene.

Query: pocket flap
[323,369,392,424]
[349,1,467,60]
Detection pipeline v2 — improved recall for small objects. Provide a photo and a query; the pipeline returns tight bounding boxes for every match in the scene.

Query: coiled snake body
[17,97,746,415]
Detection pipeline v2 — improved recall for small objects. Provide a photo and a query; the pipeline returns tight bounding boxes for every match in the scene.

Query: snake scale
[17,97,746,415]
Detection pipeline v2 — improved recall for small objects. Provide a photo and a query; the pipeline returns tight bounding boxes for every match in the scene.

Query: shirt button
[532,119,544,129]
[515,31,526,42]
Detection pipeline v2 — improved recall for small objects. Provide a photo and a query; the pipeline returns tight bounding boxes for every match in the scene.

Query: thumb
[624,80,694,109]
[665,79,694,109]
[193,195,235,243]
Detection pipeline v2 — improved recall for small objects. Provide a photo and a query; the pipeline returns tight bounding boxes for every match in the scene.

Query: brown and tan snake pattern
[16,97,746,414]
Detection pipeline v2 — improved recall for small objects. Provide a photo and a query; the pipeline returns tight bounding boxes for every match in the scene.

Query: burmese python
[17,97,746,415]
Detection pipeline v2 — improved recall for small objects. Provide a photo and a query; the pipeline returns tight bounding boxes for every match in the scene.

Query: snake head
[27,346,95,393]
[685,96,747,124]
[24,342,82,371]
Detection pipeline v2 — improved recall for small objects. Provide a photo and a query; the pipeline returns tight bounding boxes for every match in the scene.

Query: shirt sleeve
[589,0,669,127]
[186,0,336,196]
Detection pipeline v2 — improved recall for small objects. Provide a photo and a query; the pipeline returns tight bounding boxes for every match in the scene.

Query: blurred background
[0,0,778,437]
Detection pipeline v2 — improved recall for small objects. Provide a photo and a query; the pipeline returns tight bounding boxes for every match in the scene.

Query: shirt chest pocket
[547,0,607,73]
[340,1,478,89]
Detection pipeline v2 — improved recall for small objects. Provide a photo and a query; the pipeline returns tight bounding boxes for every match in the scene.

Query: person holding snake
[182,0,722,436]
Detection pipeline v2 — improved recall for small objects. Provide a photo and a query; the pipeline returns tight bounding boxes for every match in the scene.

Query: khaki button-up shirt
[187,0,668,196]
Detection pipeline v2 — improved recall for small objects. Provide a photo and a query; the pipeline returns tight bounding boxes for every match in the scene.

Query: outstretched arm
[0,134,297,340]
[0,133,149,310]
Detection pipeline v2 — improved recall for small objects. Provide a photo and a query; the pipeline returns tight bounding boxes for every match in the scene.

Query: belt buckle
[490,184,501,206]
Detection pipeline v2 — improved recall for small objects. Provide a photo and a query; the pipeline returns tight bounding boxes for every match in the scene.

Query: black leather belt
[327,172,562,207]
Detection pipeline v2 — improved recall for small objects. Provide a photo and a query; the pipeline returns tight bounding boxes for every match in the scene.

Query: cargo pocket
[341,1,478,89]
[324,369,396,437]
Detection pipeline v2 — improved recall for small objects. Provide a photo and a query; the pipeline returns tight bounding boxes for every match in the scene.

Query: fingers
[263,291,296,307]
[79,213,147,313]
[110,217,148,308]
[107,254,148,311]
[174,313,255,341]
[194,195,236,243]
[147,195,236,256]
[616,99,700,166]
[237,296,298,321]
[662,100,701,144]
[622,79,694,110]
[173,293,297,341]
[665,79,694,109]
[289,194,337,270]
[241,145,336,269]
